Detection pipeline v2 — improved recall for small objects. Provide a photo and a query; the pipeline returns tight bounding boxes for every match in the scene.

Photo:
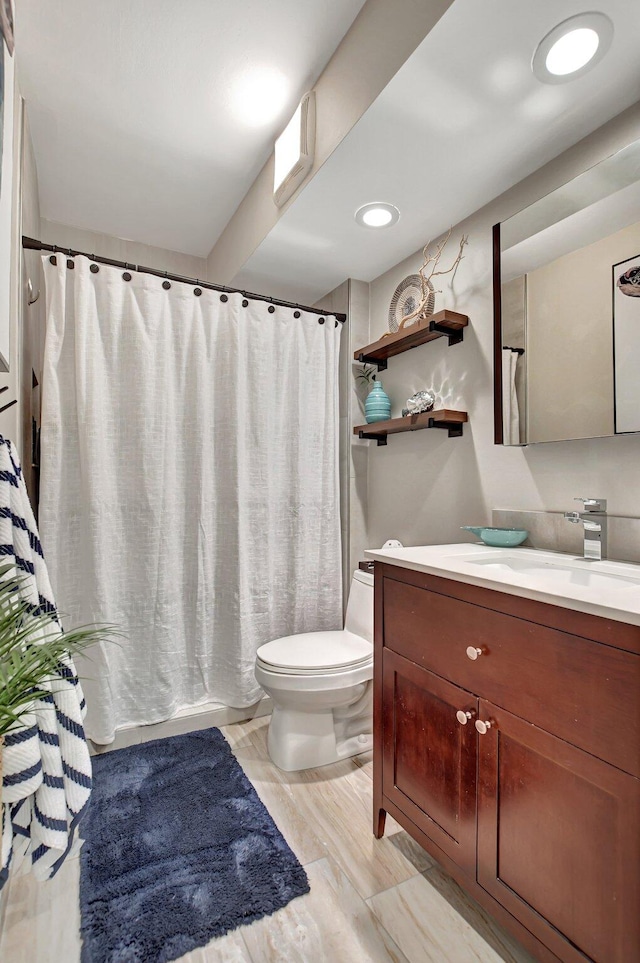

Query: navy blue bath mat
[79,727,309,963]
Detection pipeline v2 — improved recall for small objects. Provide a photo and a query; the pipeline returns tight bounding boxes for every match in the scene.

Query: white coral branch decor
[397,229,469,330]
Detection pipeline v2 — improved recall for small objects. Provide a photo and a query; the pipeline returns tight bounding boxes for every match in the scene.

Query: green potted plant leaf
[0,564,113,781]
[354,363,377,388]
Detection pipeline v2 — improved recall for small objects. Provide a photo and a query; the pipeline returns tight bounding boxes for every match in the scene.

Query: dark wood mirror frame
[492,222,503,446]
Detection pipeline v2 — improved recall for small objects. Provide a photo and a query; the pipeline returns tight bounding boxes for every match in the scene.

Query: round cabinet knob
[456,710,474,726]
[466,646,483,661]
[475,719,493,735]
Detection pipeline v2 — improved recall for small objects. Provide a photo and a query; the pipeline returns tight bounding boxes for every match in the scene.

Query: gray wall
[364,103,640,552]
[316,278,370,604]
[40,219,208,278]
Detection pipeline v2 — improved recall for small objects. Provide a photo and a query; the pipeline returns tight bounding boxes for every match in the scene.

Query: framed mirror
[493,138,640,445]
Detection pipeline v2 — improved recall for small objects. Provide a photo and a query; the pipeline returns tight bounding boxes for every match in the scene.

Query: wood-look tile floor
[0,717,537,963]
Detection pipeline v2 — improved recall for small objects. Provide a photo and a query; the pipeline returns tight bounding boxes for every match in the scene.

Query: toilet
[255,569,374,771]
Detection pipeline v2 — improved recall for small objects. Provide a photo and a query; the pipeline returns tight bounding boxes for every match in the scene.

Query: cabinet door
[382,649,477,874]
[477,700,640,963]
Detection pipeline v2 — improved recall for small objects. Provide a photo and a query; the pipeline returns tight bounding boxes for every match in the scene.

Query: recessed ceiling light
[355,202,400,228]
[532,12,613,85]
[546,28,599,75]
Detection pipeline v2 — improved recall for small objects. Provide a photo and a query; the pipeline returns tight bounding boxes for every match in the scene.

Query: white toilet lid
[256,630,372,672]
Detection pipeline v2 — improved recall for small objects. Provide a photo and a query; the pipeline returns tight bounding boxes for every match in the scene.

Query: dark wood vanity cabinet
[373,563,640,963]
[382,650,478,874]
[477,701,639,963]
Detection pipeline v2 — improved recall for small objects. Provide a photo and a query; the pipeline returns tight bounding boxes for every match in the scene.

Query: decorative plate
[388,274,435,333]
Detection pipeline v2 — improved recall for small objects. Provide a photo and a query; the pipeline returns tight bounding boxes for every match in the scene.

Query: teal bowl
[461,526,528,548]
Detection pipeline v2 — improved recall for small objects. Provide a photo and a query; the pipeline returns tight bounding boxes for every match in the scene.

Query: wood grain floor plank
[230,715,433,898]
[0,717,531,963]
[285,757,433,899]
[179,930,254,962]
[367,869,537,963]
[0,856,81,963]
[241,857,409,963]
[230,743,328,866]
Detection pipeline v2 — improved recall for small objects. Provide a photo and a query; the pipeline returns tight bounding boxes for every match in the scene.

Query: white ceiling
[234,0,640,305]
[16,0,366,256]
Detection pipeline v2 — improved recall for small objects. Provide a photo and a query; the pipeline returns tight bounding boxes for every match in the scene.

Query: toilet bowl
[255,569,374,771]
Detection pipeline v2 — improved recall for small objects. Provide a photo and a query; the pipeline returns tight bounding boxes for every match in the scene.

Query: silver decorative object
[403,389,436,416]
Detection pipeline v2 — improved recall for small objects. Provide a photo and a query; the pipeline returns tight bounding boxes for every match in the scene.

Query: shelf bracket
[358,429,388,446]
[428,319,464,346]
[427,417,464,438]
[356,352,387,371]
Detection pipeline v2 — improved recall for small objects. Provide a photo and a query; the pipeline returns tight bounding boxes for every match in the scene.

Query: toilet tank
[344,569,374,643]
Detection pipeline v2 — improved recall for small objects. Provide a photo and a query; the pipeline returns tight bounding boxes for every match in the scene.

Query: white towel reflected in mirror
[502,349,521,445]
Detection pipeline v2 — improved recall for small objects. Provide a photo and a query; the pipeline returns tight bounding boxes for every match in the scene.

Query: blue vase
[365,381,391,423]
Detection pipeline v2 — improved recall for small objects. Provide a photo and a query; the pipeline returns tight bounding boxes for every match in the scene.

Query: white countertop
[364,543,640,626]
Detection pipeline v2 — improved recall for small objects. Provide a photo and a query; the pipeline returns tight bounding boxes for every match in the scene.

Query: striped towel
[0,436,92,888]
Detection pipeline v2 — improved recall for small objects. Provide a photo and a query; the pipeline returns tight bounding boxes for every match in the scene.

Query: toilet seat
[256,630,372,675]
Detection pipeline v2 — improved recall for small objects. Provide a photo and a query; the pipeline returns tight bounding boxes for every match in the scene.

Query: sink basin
[364,543,640,625]
[469,553,640,591]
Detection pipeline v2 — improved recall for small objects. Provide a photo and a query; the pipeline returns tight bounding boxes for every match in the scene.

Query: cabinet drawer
[382,576,640,777]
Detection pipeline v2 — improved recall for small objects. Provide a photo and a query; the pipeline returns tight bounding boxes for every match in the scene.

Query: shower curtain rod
[22,236,347,322]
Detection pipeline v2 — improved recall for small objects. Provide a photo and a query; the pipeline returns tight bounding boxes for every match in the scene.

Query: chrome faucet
[564,498,607,561]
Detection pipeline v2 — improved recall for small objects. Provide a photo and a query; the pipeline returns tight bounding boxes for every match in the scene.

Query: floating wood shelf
[354,409,468,445]
[354,310,469,370]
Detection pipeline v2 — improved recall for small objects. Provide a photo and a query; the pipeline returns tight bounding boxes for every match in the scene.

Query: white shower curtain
[39,255,343,744]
